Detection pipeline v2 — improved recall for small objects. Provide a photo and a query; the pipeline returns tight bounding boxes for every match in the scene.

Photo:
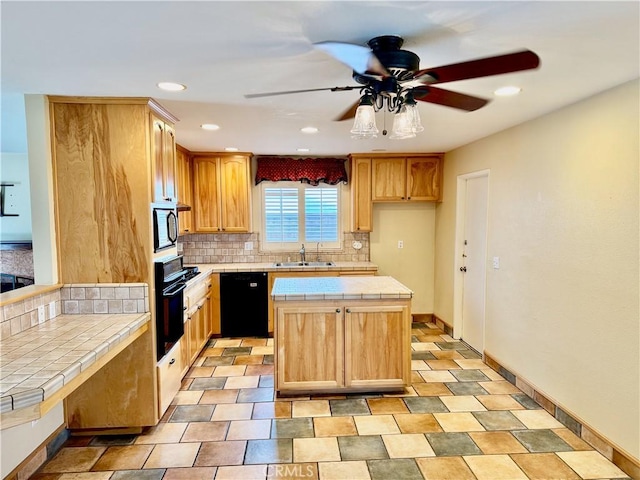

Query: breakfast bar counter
[271,276,412,395]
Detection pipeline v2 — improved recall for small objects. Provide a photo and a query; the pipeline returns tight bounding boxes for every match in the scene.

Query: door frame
[453,169,490,344]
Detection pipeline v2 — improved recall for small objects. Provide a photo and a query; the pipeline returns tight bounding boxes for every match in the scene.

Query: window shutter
[265,188,299,242]
[304,188,338,242]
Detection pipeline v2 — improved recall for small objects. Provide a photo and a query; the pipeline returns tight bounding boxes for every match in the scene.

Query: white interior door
[460,174,489,353]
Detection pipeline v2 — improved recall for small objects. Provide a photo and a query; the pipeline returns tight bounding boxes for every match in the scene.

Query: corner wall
[434,79,639,458]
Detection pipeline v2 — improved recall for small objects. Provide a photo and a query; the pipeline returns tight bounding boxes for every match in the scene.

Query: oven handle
[163,282,187,297]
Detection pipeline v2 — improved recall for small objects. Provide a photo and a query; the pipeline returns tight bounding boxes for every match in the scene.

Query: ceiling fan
[245,35,540,122]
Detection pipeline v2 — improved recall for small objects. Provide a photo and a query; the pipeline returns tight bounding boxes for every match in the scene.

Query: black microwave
[153,206,178,252]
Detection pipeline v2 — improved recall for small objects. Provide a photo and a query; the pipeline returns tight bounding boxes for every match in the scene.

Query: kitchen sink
[273,261,335,267]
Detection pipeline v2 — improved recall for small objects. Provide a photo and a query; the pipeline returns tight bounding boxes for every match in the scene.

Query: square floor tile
[435,341,467,351]
[188,377,226,391]
[512,429,574,453]
[40,446,106,473]
[444,382,487,396]
[431,350,464,360]
[393,413,443,434]
[293,437,341,462]
[440,395,486,412]
[135,423,188,444]
[329,399,370,416]
[110,469,165,480]
[403,397,448,413]
[512,409,564,429]
[382,433,435,458]
[292,400,331,417]
[454,359,487,370]
[237,387,274,403]
[337,435,388,461]
[426,359,461,370]
[215,464,267,479]
[556,451,629,479]
[181,421,229,442]
[246,365,275,376]
[88,435,137,447]
[245,438,293,464]
[271,418,315,438]
[318,460,371,480]
[468,431,528,454]
[478,380,521,394]
[213,365,247,377]
[241,338,268,347]
[419,371,458,383]
[472,411,526,430]
[476,394,525,411]
[425,432,482,456]
[226,419,272,440]
[202,356,234,367]
[193,440,247,466]
[433,412,485,432]
[463,454,528,480]
[186,366,215,377]
[214,340,242,347]
[259,375,274,388]
[143,442,200,468]
[512,393,543,410]
[411,352,436,361]
[314,416,358,437]
[171,390,204,405]
[224,375,260,389]
[211,403,254,421]
[92,445,153,470]
[169,405,214,423]
[412,383,452,397]
[354,414,400,435]
[367,397,409,414]
[416,457,476,480]
[412,342,439,351]
[367,459,423,480]
[198,389,239,405]
[221,347,252,356]
[233,354,264,365]
[553,428,593,451]
[512,453,581,479]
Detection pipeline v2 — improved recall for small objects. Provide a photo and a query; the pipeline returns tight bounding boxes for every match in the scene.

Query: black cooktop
[183,266,201,281]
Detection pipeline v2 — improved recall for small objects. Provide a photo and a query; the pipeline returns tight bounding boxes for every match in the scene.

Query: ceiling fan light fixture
[389,106,416,140]
[403,92,424,133]
[351,94,378,139]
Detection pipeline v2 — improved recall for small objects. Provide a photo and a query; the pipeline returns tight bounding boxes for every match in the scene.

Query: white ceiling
[2,1,638,155]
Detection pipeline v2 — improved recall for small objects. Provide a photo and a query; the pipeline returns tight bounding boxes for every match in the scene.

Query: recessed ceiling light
[300,126,319,134]
[494,86,521,96]
[201,124,220,131]
[297,148,310,153]
[157,82,186,92]
[225,147,239,152]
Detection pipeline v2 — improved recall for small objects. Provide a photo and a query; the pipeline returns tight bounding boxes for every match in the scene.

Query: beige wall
[434,79,639,457]
[371,202,435,314]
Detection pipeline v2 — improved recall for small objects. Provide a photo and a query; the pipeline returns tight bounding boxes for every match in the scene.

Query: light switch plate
[49,301,56,319]
[492,256,500,269]
[244,241,253,251]
[38,305,45,323]
[398,240,404,249]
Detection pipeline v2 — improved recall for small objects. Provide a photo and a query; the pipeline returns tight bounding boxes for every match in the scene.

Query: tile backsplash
[178,232,370,265]
[0,288,62,339]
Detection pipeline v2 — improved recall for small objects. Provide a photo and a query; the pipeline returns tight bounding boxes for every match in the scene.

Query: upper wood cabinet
[176,145,193,234]
[371,154,443,202]
[192,153,252,233]
[151,114,177,203]
[350,156,373,232]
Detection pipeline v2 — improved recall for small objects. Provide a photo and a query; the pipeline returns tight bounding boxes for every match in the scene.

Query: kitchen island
[272,276,412,395]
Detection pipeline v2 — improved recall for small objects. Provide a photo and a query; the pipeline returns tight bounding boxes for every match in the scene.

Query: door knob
[460,266,467,272]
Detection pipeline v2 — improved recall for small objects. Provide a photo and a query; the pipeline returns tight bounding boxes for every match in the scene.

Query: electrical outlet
[49,301,56,319]
[492,256,500,269]
[398,240,404,249]
[37,305,45,324]
[244,241,253,251]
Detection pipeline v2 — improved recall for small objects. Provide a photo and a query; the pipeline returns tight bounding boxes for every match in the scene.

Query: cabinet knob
[401,196,405,200]
[346,308,351,313]
[169,358,175,365]
[198,305,202,310]
[408,197,411,200]
[336,308,341,313]
[184,229,189,232]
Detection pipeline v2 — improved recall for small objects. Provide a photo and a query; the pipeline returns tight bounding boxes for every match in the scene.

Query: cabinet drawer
[157,341,182,414]
[185,275,211,310]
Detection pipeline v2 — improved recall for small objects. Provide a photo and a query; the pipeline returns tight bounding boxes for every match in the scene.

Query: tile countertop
[185,261,378,276]
[0,312,150,413]
[271,275,413,301]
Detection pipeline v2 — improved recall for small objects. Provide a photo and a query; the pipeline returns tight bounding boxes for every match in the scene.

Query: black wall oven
[154,255,187,359]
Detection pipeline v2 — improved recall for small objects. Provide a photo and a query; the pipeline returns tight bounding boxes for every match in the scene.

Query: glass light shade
[404,102,424,133]
[389,107,416,140]
[350,104,378,139]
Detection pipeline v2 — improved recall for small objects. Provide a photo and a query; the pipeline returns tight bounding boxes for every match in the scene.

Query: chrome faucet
[316,242,321,261]
[299,244,306,263]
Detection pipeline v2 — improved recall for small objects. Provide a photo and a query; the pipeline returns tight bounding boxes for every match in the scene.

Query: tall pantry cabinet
[48,96,179,429]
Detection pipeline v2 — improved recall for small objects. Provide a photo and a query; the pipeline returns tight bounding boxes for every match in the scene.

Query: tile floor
[30,322,631,479]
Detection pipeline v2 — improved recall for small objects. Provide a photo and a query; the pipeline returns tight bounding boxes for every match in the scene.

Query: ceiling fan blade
[413,86,489,112]
[313,41,390,77]
[244,86,360,99]
[335,99,361,121]
[412,49,540,85]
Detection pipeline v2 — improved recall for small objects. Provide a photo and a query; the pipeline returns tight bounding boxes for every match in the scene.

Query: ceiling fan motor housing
[356,35,420,84]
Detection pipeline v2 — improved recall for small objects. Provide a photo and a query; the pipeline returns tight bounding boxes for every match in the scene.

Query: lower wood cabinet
[274,299,410,394]
[157,340,183,414]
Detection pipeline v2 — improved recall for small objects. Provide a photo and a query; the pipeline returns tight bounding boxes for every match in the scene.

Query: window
[263,182,340,250]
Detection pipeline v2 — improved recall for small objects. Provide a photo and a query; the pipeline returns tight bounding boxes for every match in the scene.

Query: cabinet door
[406,156,442,201]
[151,117,166,203]
[351,157,372,232]
[157,341,182,414]
[276,306,344,391]
[163,123,176,202]
[197,300,208,351]
[188,308,200,364]
[220,155,251,232]
[180,319,190,377]
[372,158,406,201]
[210,274,221,335]
[176,147,193,234]
[193,156,221,232]
[344,304,410,388]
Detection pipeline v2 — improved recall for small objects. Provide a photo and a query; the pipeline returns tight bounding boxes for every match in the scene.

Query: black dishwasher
[220,272,268,337]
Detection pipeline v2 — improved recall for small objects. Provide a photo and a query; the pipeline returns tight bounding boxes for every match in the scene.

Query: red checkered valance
[255,157,348,186]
